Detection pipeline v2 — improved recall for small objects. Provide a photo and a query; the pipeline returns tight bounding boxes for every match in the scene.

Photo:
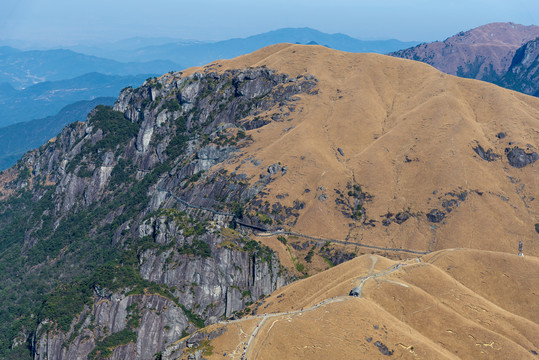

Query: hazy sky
[1,0,537,46]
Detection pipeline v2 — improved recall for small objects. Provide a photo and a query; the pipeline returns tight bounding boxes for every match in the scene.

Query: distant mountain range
[0,46,178,89]
[0,97,115,170]
[65,27,420,64]
[68,37,204,59]
[389,22,539,96]
[0,72,151,127]
[0,29,419,122]
[2,23,538,173]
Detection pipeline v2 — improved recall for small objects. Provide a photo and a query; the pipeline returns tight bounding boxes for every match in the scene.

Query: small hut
[349,286,362,297]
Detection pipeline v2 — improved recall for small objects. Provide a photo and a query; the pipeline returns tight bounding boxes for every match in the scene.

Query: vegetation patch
[178,239,211,258]
[186,339,214,357]
[164,98,181,112]
[304,246,316,263]
[257,213,273,225]
[89,105,140,151]
[41,260,181,335]
[219,228,244,250]
[109,158,135,188]
[243,239,273,263]
[88,328,137,360]
[178,304,206,328]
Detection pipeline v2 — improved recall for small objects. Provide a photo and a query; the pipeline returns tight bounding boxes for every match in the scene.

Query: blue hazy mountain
[0,72,152,127]
[0,46,179,89]
[68,28,419,64]
[69,36,204,59]
[0,97,116,170]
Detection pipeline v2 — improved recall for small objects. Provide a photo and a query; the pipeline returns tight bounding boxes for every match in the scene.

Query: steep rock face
[34,295,188,360]
[0,65,317,359]
[31,69,315,358]
[498,37,539,96]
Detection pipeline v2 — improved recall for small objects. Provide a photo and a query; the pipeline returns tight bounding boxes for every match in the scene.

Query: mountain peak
[1,43,537,359]
[446,22,539,45]
[389,22,539,89]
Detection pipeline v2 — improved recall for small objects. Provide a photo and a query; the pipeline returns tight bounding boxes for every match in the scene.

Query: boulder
[506,147,538,168]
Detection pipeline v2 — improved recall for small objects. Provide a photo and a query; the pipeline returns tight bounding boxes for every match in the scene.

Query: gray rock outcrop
[22,66,318,360]
[426,209,445,223]
[506,147,538,168]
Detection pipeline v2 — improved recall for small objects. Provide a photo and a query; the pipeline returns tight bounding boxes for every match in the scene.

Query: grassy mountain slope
[206,249,538,359]
[0,44,536,359]
[189,43,538,256]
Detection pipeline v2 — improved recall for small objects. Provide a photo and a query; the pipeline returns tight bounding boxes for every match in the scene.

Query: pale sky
[1,0,537,46]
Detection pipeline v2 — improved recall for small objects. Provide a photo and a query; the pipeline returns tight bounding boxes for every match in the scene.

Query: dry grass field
[174,44,538,359]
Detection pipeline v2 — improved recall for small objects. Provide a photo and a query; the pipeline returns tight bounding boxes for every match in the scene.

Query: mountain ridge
[205,249,538,359]
[0,44,536,359]
[389,22,539,95]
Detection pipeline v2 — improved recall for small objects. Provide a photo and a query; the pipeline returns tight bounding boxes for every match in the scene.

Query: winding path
[256,230,430,255]
[352,262,408,298]
[155,186,431,256]
[221,296,349,359]
[219,260,414,359]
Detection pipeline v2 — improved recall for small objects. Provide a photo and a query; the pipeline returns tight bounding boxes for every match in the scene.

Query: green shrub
[230,202,244,219]
[17,167,31,182]
[242,240,273,263]
[175,116,187,132]
[258,213,273,225]
[89,106,140,151]
[164,98,181,112]
[305,247,315,263]
[110,159,134,188]
[178,304,205,328]
[40,282,93,333]
[166,133,188,158]
[77,166,93,178]
[178,239,211,258]
[88,328,137,360]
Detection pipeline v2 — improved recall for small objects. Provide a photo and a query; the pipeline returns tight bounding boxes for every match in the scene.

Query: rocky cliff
[0,65,317,359]
[498,37,539,96]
